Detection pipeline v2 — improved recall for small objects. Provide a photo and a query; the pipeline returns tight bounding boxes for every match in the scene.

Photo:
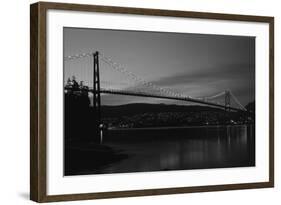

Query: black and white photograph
[63,27,255,176]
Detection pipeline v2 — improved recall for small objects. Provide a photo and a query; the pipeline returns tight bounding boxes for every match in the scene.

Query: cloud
[152,63,254,87]
[100,63,255,106]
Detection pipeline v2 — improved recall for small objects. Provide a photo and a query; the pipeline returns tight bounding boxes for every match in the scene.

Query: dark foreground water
[64,125,255,175]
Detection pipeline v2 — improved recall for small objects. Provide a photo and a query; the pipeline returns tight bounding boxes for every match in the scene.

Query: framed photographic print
[30,2,274,202]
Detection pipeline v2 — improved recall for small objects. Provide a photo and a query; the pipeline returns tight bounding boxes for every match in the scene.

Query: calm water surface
[91,125,255,174]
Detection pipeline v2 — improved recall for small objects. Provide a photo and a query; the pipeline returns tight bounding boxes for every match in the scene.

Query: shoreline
[109,124,253,131]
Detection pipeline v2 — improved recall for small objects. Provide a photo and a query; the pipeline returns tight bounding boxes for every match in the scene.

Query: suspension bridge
[64,51,249,139]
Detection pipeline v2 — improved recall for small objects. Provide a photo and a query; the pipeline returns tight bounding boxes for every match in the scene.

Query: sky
[64,27,255,107]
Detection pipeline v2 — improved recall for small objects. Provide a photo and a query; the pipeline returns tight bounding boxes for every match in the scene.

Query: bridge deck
[98,89,243,112]
[64,87,247,112]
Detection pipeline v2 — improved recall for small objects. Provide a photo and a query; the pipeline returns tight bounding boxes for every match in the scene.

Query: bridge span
[97,89,245,112]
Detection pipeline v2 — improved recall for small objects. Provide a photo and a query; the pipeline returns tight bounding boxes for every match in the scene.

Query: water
[92,125,255,174]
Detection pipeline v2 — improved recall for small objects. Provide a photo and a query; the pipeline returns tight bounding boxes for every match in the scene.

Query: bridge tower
[225,90,231,112]
[224,90,231,124]
[93,51,101,141]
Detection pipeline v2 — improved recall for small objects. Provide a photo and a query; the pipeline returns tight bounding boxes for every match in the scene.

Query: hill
[101,103,225,118]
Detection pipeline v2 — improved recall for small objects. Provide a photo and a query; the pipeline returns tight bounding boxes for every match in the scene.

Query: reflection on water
[92,125,255,174]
